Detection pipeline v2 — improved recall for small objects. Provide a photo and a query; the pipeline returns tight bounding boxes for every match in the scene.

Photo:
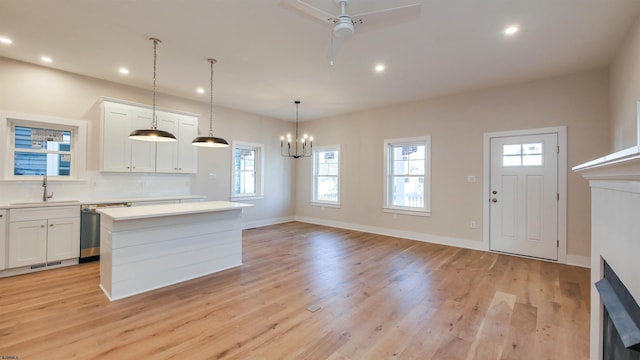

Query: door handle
[491,198,498,203]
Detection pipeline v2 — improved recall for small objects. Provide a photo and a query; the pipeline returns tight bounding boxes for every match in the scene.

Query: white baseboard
[242,216,295,230]
[293,216,590,268]
[294,216,485,251]
[565,254,590,268]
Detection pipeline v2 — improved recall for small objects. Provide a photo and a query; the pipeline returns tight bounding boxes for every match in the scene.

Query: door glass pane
[522,143,542,155]
[503,144,521,155]
[503,155,521,167]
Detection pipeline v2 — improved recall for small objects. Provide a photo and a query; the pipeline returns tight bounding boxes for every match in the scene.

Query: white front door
[489,133,558,260]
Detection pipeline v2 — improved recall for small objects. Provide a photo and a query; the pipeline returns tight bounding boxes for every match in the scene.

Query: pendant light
[280,100,312,158]
[192,58,229,148]
[129,38,177,142]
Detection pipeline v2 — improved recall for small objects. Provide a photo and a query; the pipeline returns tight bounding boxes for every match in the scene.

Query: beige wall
[611,15,640,151]
[0,56,611,259]
[0,57,295,225]
[296,70,610,259]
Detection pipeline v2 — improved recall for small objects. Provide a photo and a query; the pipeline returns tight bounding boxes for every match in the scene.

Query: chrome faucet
[42,175,54,202]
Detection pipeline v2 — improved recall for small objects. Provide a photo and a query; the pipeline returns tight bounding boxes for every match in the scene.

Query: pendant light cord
[295,101,300,150]
[150,38,161,130]
[209,59,215,136]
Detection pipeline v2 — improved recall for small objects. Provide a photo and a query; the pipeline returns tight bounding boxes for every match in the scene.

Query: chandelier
[280,100,313,158]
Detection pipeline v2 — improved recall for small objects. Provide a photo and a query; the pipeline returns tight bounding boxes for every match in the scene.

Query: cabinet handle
[41,225,45,228]
[50,224,54,227]
[0,214,3,217]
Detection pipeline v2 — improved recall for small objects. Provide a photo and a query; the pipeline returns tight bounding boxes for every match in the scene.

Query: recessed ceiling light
[119,67,129,75]
[504,25,519,36]
[41,56,52,63]
[197,87,205,94]
[375,64,385,72]
[0,37,12,45]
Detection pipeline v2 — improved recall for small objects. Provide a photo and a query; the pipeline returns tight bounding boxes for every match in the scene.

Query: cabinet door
[155,113,178,173]
[177,117,198,173]
[47,217,80,262]
[0,210,6,270]
[9,220,47,268]
[102,107,133,172]
[130,110,157,173]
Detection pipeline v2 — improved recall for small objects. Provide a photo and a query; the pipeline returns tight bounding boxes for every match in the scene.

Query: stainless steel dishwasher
[80,202,130,263]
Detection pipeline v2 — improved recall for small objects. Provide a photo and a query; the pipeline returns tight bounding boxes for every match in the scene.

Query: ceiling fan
[287,0,421,65]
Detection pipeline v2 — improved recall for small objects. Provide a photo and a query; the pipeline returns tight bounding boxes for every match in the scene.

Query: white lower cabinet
[8,206,80,268]
[0,210,6,270]
[9,220,47,268]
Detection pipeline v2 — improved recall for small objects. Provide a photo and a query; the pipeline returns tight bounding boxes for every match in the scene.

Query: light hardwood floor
[0,222,590,359]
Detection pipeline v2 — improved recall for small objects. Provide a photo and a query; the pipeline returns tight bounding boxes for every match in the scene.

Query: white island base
[98,201,251,301]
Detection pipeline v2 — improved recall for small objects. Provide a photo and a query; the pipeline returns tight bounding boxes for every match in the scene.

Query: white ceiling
[1,0,639,121]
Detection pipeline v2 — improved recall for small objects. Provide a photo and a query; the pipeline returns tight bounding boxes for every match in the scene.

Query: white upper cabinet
[156,112,198,174]
[101,99,198,174]
[101,102,156,172]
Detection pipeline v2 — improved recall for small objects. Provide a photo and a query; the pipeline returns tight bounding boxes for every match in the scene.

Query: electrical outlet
[208,173,216,180]
[470,221,477,229]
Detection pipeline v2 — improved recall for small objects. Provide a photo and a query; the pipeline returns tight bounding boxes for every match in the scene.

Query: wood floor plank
[0,222,590,359]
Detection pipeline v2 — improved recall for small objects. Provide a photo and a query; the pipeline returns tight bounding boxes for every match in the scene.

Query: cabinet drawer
[10,206,80,222]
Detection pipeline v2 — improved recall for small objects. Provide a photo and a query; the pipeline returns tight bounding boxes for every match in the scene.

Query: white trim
[483,126,567,263]
[565,254,590,268]
[292,216,585,267]
[310,202,341,209]
[231,140,264,198]
[383,136,432,213]
[295,216,485,251]
[382,208,431,217]
[311,144,341,206]
[0,111,87,180]
[242,216,294,229]
[230,195,265,201]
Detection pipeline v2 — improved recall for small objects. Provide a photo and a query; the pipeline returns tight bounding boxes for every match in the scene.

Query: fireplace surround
[574,146,640,359]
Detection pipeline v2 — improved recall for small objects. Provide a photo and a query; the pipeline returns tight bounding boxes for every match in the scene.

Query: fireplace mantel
[573,146,640,180]
[574,146,640,360]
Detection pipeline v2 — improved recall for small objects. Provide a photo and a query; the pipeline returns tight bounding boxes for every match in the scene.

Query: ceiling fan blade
[284,0,337,24]
[352,3,421,31]
[328,29,350,66]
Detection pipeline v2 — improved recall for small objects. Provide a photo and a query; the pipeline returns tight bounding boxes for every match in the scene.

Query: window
[312,145,340,207]
[502,143,543,167]
[384,136,431,216]
[231,141,264,200]
[1,112,87,180]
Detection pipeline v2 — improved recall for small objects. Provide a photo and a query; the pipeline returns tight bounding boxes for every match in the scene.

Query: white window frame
[311,145,341,208]
[383,136,431,217]
[230,140,264,200]
[0,111,87,181]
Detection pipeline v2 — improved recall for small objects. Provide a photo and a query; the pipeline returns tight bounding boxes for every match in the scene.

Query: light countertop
[98,201,252,221]
[0,195,206,210]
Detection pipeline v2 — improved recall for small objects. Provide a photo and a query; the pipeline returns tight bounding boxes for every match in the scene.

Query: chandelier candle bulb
[280,101,313,159]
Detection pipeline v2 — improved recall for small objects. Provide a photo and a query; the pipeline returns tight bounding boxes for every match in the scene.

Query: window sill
[310,202,341,209]
[383,207,431,217]
[230,195,264,201]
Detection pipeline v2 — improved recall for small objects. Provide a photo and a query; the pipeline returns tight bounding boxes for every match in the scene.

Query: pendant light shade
[192,58,229,148]
[129,38,177,142]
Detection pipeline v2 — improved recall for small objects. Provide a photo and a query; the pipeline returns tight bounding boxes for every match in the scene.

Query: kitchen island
[98,201,251,301]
